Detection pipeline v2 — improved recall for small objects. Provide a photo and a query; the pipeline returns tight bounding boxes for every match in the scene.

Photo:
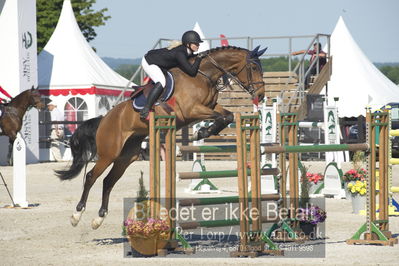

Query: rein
[199,54,265,95]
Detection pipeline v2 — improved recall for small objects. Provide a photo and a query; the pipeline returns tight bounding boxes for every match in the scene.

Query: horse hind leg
[92,136,145,230]
[70,157,113,227]
[70,168,94,226]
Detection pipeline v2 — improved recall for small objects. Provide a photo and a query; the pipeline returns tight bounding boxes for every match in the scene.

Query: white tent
[193,22,210,53]
[38,0,133,119]
[38,0,134,161]
[327,17,399,117]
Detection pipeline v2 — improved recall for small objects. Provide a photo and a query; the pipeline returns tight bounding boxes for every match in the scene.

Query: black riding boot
[140,82,164,120]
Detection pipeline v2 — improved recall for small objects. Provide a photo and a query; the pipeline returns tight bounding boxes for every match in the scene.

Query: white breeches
[141,57,166,87]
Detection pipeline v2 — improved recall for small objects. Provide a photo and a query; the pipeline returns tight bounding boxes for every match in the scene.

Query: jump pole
[13,132,28,207]
[387,116,399,215]
[178,112,398,246]
[149,112,178,245]
[231,112,282,257]
[178,113,282,256]
[265,112,302,241]
[347,111,398,246]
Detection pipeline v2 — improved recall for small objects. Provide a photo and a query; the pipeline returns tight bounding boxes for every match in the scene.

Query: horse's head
[29,87,45,110]
[235,46,267,104]
[201,46,267,104]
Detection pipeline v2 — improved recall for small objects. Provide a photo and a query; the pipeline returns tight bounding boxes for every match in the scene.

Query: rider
[139,30,205,119]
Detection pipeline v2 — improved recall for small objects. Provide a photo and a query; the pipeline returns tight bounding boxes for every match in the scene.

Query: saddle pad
[133,71,174,110]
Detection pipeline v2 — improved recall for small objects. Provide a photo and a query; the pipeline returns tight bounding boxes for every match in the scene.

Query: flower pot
[299,222,317,239]
[128,235,169,257]
[351,194,366,214]
[345,181,355,200]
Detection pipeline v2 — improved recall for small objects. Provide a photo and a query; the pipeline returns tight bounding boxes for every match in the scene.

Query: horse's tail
[55,115,103,181]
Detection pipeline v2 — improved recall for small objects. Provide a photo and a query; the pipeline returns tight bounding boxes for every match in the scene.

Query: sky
[91,0,399,62]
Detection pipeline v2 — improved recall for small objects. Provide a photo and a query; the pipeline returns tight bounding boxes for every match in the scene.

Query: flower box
[128,234,169,257]
[299,221,317,238]
[124,217,171,257]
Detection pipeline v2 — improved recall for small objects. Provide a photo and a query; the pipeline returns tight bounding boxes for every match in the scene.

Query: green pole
[179,216,280,230]
[179,194,280,206]
[178,168,279,179]
[263,143,369,154]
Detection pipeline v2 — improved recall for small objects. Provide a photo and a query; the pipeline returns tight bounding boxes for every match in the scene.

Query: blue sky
[91,0,399,62]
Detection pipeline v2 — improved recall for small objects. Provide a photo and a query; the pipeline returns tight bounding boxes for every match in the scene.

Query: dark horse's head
[27,87,45,110]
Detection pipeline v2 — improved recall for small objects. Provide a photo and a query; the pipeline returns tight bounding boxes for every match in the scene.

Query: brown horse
[56,46,267,229]
[0,88,45,162]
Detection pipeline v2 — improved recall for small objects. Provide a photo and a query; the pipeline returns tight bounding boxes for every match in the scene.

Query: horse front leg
[7,134,16,166]
[192,104,234,141]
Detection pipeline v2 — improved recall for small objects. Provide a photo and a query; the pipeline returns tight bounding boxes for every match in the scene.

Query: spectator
[47,101,64,161]
[292,42,327,87]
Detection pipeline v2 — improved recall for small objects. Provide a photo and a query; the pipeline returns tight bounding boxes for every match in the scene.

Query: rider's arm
[176,52,202,77]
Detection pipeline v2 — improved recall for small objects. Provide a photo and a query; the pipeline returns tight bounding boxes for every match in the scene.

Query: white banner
[0,0,39,164]
[261,101,277,167]
[324,105,344,166]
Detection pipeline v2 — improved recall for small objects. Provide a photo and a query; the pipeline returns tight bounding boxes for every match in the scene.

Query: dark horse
[0,88,45,162]
[56,46,267,229]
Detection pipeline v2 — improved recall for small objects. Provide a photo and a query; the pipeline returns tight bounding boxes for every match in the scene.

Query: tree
[379,65,399,85]
[115,64,140,84]
[36,0,110,53]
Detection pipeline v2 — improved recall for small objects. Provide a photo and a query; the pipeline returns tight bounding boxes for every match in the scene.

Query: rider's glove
[197,53,207,59]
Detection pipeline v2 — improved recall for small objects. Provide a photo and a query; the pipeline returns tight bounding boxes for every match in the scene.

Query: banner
[0,0,39,164]
[324,105,345,166]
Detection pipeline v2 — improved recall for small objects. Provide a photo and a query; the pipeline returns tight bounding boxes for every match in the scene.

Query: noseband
[199,54,265,96]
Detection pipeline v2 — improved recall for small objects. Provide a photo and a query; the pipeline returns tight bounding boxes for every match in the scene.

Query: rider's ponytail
[167,40,182,50]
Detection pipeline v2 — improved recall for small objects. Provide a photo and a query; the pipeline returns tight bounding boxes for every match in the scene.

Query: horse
[0,88,45,163]
[56,45,267,229]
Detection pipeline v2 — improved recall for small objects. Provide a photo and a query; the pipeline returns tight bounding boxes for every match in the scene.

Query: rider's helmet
[182,30,203,46]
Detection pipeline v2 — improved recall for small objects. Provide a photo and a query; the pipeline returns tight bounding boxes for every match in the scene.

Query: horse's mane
[197,46,248,57]
[8,89,28,103]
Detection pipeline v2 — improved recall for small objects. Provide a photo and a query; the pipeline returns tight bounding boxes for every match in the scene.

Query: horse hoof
[70,208,85,227]
[70,213,81,227]
[91,216,105,230]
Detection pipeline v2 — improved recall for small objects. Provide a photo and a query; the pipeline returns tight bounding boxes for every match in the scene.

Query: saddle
[131,71,175,110]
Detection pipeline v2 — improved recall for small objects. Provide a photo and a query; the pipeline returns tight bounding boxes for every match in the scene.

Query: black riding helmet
[182,30,203,46]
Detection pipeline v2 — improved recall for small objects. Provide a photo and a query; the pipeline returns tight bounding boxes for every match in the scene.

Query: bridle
[198,53,265,96]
